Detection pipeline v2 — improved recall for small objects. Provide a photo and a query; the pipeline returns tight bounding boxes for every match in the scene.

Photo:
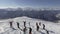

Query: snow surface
[0,16,60,34]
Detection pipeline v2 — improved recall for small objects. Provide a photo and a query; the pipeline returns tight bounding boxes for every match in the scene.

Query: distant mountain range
[0,8,60,22]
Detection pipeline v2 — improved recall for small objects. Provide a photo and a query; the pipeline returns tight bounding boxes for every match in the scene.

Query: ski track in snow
[0,16,60,34]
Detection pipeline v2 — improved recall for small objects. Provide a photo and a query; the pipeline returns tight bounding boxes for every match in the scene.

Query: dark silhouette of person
[17,22,20,29]
[23,27,27,34]
[29,27,32,34]
[43,24,45,30]
[23,21,26,27]
[18,26,27,34]
[37,25,39,31]
[9,21,13,28]
[36,23,39,31]
[46,30,49,34]
[9,21,16,30]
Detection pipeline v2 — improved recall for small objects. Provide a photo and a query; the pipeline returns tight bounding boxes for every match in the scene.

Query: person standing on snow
[23,21,26,27]
[46,30,49,34]
[29,27,32,34]
[17,22,21,29]
[36,23,39,31]
[9,21,13,28]
[43,24,45,30]
[23,27,27,34]
[9,21,16,30]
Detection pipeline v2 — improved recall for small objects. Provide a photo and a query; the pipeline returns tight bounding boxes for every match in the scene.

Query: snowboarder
[43,24,45,30]
[36,23,39,31]
[29,27,32,34]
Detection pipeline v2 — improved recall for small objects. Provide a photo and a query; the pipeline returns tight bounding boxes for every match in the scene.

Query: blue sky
[0,0,60,8]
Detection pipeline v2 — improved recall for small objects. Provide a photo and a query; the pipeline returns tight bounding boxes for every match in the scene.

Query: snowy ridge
[0,16,60,34]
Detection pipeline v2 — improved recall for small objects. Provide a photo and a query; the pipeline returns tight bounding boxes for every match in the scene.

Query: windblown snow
[0,16,60,34]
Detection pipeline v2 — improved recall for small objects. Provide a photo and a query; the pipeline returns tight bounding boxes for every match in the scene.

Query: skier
[23,21,26,27]
[36,23,39,31]
[29,27,32,34]
[18,26,27,34]
[43,24,45,30]
[9,21,16,30]
[37,25,39,31]
[17,22,20,29]
[46,30,49,34]
[9,21,13,28]
[23,27,27,34]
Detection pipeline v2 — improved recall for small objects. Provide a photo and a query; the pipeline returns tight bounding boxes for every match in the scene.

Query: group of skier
[9,21,49,34]
[36,22,49,34]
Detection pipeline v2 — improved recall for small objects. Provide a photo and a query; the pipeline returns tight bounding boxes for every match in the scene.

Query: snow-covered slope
[0,16,60,34]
